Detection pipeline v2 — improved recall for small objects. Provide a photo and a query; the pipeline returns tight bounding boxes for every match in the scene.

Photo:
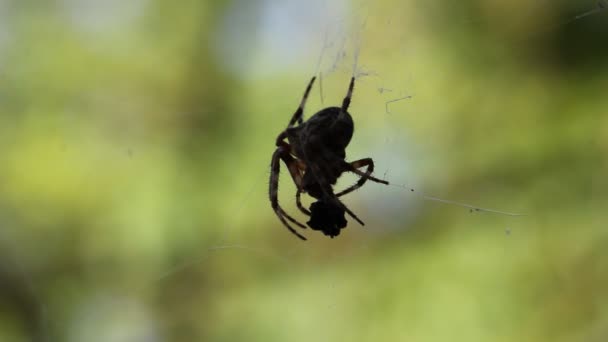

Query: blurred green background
[1,1,608,341]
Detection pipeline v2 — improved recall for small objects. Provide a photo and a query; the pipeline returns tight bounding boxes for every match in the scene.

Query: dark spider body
[286,107,353,238]
[286,107,353,198]
[269,76,388,240]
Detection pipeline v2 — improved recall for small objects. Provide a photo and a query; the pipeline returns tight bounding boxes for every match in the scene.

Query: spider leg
[331,195,364,226]
[281,151,311,216]
[306,161,365,226]
[296,189,311,215]
[337,158,389,197]
[294,160,311,215]
[269,145,308,240]
[279,146,305,189]
[340,76,355,113]
[276,134,310,216]
[288,77,316,127]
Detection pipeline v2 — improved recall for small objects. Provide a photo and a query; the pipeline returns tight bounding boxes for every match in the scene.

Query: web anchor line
[388,183,525,217]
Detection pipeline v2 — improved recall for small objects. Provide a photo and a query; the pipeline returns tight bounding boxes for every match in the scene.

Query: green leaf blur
[1,1,607,341]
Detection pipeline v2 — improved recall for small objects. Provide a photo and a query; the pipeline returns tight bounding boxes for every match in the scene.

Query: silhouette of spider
[269,76,388,240]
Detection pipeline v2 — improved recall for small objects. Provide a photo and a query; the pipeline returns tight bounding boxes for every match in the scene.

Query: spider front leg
[269,140,308,240]
[337,158,389,197]
[288,77,316,127]
[340,76,355,113]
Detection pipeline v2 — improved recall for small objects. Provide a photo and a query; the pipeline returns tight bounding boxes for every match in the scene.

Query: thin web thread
[389,183,525,216]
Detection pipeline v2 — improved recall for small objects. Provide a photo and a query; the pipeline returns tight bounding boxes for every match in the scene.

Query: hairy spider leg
[295,159,310,216]
[288,77,316,127]
[305,161,365,226]
[336,158,388,197]
[269,145,308,240]
[294,160,311,215]
[275,132,306,188]
[295,189,311,215]
[281,148,304,187]
[340,77,355,114]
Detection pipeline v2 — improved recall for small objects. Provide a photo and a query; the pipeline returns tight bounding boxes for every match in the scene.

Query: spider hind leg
[337,158,388,197]
[269,146,308,240]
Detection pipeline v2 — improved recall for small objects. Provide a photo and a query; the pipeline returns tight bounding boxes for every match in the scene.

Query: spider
[269,76,388,240]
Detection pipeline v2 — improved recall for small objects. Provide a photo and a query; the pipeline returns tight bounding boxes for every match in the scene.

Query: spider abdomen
[308,107,354,150]
[288,107,354,158]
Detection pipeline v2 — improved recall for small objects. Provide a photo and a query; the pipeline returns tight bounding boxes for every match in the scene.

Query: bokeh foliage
[1,0,607,341]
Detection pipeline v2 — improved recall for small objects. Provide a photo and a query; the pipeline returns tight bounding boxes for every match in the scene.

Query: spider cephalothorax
[269,76,388,240]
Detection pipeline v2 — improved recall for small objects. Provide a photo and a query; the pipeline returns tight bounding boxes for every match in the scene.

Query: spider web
[159,0,607,283]
[151,0,608,313]
[2,1,606,340]
[156,3,608,340]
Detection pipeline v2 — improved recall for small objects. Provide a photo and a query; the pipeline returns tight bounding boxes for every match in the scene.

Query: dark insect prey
[269,76,388,240]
